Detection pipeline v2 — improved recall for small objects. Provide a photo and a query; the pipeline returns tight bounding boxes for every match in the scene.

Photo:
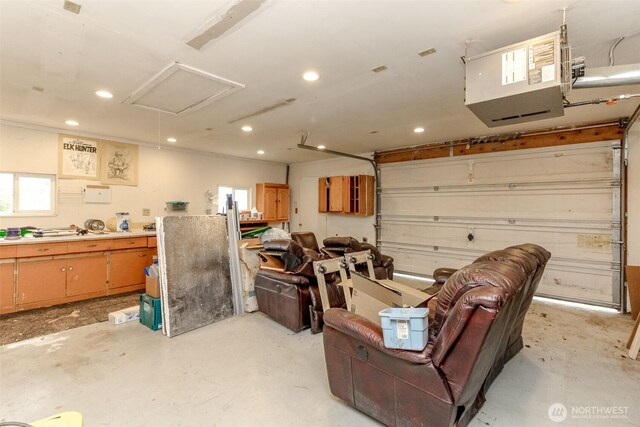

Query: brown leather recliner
[322,244,550,427]
[322,236,395,280]
[291,231,321,254]
[255,239,345,333]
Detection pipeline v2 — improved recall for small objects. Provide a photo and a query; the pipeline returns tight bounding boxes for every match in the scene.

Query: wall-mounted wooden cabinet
[256,183,289,222]
[318,175,374,216]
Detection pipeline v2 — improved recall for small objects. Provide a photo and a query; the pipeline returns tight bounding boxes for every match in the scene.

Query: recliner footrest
[255,272,311,332]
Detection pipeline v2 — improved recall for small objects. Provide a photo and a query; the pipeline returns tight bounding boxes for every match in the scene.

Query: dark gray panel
[160,215,233,336]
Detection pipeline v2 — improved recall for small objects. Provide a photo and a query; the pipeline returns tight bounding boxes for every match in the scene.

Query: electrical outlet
[142,208,150,216]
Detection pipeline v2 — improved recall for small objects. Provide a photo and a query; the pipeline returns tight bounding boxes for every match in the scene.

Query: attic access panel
[123,62,244,115]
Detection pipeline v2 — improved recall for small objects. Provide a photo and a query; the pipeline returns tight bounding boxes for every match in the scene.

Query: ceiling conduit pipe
[297,133,381,244]
[573,36,640,89]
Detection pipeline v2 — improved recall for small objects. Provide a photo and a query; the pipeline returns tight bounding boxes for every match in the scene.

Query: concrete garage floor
[1,300,639,427]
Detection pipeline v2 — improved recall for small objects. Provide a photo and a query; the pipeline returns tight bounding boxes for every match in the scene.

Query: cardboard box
[350,272,430,326]
[108,306,140,325]
[146,275,161,298]
[239,237,262,248]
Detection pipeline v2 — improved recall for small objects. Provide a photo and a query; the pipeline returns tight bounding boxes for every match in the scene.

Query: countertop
[0,230,156,246]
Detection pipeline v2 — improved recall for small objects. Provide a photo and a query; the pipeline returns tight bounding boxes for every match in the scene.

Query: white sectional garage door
[378,140,622,308]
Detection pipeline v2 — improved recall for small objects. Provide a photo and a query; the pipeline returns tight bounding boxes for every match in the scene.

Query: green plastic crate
[139,294,162,331]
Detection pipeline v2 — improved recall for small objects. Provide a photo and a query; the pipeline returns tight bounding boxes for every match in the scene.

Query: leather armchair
[322,236,394,280]
[255,239,344,333]
[322,244,550,427]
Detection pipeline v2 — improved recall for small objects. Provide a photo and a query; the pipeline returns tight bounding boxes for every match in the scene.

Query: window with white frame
[217,185,250,214]
[0,172,57,216]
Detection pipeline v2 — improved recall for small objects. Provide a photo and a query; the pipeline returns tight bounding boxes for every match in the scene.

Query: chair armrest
[433,267,457,285]
[380,254,394,268]
[323,308,434,364]
[255,269,311,286]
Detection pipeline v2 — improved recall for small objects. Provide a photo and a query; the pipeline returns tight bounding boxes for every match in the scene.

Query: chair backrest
[292,231,321,253]
[430,258,534,404]
[322,236,362,252]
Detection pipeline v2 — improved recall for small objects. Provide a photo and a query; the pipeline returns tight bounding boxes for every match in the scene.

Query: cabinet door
[276,188,290,221]
[66,254,108,297]
[109,249,149,289]
[17,259,67,305]
[263,187,278,220]
[318,178,329,213]
[1,261,15,313]
[359,175,374,216]
[329,177,343,212]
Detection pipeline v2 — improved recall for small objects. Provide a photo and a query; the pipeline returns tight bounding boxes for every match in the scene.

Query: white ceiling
[1,0,639,164]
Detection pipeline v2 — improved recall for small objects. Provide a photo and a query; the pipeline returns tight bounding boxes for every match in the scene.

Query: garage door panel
[383,245,616,306]
[382,246,475,277]
[379,140,621,308]
[381,222,614,263]
[539,267,614,304]
[380,188,613,220]
[381,143,614,189]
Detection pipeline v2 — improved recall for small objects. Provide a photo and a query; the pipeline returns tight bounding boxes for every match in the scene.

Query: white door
[378,140,622,308]
[294,177,322,237]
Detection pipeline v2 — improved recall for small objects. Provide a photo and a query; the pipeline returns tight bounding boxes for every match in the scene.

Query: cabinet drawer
[67,239,113,253]
[113,237,147,250]
[147,236,157,248]
[17,242,68,258]
[0,245,17,259]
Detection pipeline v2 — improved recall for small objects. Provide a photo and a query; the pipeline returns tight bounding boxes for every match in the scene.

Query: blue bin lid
[379,307,428,319]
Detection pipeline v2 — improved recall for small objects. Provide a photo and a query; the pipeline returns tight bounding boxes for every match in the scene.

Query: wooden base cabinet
[1,261,16,313]
[17,258,67,306]
[66,254,108,297]
[1,236,156,312]
[109,249,149,289]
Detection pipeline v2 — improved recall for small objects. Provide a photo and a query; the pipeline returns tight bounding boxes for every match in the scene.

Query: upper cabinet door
[276,187,290,221]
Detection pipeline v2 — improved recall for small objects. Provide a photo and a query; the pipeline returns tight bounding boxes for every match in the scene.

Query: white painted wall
[628,125,640,265]
[0,123,286,229]
[288,155,377,244]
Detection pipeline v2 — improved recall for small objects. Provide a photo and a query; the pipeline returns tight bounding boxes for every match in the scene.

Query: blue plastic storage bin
[379,307,429,351]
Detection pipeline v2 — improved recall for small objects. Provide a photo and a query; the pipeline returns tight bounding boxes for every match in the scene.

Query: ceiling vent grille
[123,62,244,115]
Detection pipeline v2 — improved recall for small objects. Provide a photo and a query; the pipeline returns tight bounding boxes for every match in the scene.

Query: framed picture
[58,134,100,180]
[100,140,138,186]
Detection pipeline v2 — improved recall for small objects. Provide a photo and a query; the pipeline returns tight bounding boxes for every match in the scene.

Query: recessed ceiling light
[303,71,319,81]
[65,120,79,126]
[257,150,265,155]
[167,137,177,143]
[414,127,425,133]
[317,145,326,150]
[95,90,113,99]
[241,125,253,132]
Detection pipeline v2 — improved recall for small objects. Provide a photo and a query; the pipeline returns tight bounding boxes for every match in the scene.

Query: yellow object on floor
[30,411,83,427]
